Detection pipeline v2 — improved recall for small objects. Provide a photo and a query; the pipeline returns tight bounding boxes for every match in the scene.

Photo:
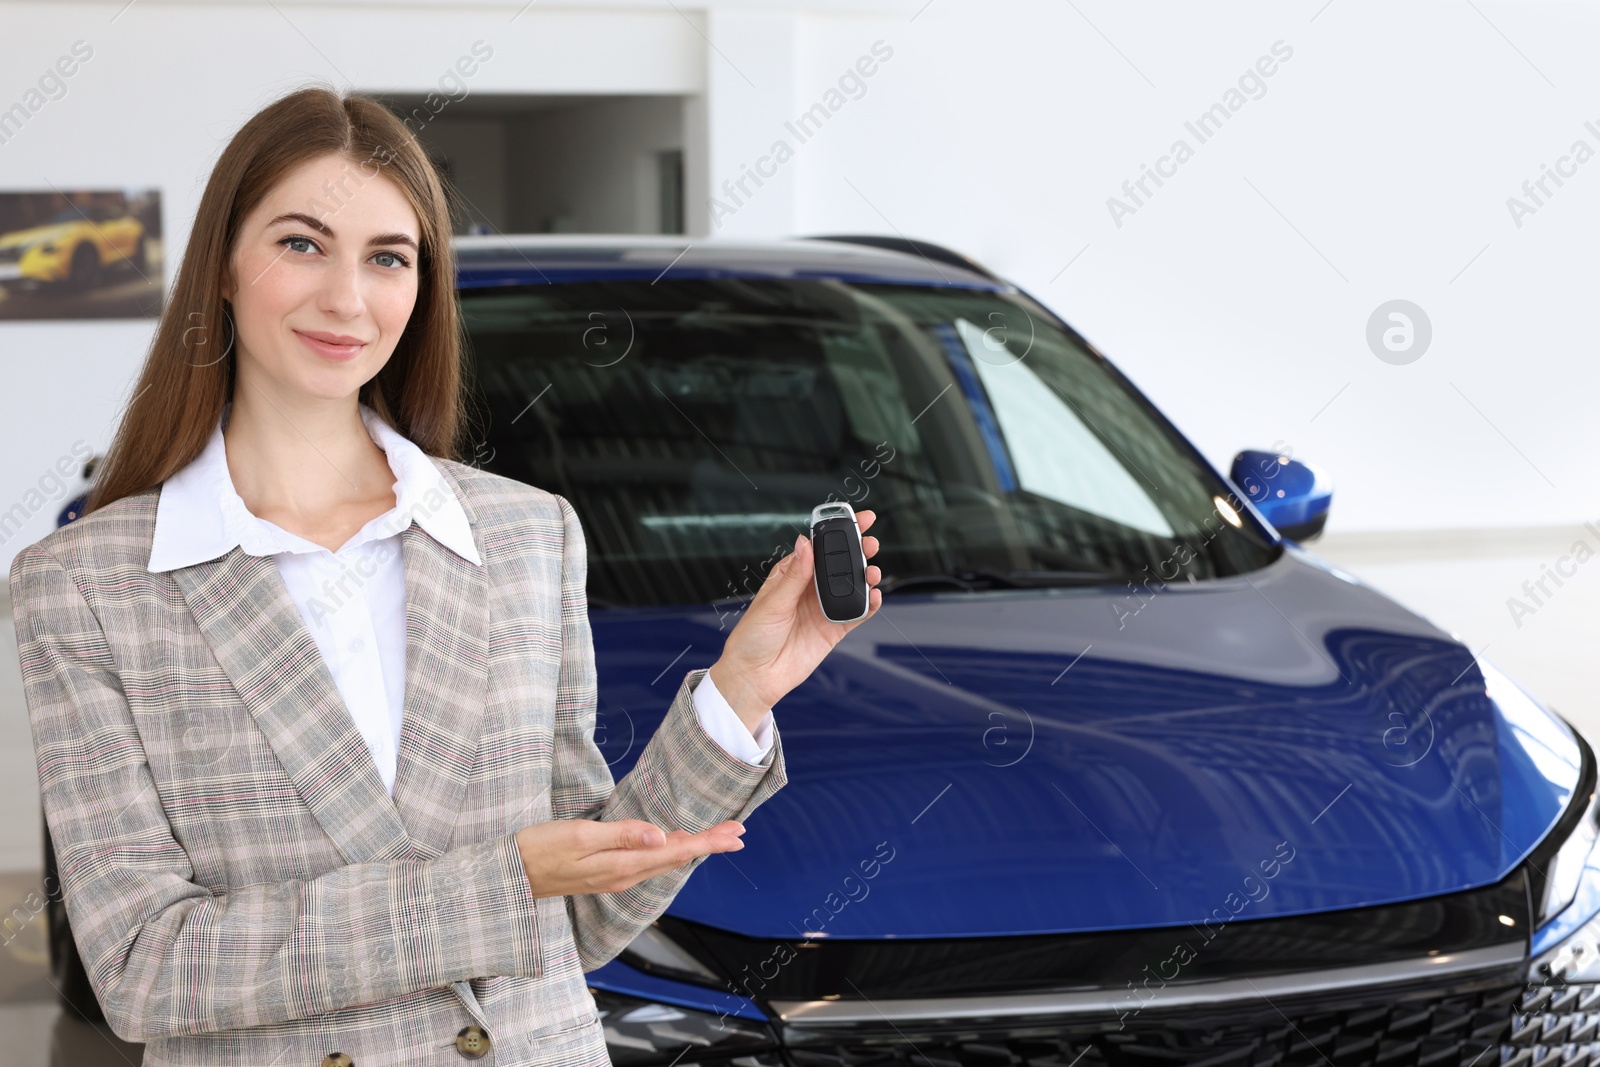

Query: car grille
[774,975,1600,1067]
[631,870,1587,1067]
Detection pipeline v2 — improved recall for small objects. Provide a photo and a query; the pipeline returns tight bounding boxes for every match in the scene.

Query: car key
[809,502,870,623]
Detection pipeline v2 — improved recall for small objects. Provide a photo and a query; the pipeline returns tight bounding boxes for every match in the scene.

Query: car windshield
[459,278,1279,609]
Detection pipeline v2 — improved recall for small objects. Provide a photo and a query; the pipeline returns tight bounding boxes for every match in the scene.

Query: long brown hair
[85,82,470,516]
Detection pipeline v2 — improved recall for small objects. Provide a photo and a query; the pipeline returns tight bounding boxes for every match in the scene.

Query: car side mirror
[1229,449,1333,542]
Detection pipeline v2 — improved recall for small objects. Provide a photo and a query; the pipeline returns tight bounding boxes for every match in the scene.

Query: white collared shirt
[147,401,774,794]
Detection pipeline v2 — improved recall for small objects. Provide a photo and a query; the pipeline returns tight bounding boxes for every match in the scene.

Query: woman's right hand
[513,819,746,899]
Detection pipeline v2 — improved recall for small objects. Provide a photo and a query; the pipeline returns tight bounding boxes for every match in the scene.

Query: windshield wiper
[879,568,1119,595]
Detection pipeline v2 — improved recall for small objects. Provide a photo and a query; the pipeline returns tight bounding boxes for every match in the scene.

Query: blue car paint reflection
[589,545,1577,939]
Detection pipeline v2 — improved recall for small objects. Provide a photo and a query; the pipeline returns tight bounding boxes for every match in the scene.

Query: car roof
[451,234,1008,290]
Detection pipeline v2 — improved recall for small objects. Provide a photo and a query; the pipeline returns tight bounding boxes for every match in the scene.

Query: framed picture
[0,187,163,320]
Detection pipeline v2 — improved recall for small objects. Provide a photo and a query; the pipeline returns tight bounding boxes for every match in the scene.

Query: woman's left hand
[708,509,882,716]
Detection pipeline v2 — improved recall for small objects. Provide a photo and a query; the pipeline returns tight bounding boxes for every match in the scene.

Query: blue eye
[276,236,410,270]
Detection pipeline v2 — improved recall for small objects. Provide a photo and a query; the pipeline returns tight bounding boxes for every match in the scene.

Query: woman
[9,85,882,1066]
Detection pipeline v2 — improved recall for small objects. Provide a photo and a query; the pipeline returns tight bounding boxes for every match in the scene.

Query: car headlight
[589,985,779,1067]
[596,924,781,1065]
[1539,787,1600,926]
[1527,728,1600,982]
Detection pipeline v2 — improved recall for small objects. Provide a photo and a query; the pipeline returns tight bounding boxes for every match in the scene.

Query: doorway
[375,93,691,236]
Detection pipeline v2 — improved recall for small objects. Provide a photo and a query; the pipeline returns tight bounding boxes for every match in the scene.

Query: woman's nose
[318,256,367,318]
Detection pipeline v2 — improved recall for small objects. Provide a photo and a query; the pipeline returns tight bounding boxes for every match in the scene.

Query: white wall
[4,0,1599,573]
[723,0,1600,539]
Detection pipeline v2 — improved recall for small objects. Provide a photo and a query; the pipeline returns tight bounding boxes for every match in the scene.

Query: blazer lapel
[388,512,490,862]
[173,546,417,866]
[171,461,490,867]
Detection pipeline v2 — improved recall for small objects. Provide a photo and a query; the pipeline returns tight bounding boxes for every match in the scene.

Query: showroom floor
[0,527,1594,1065]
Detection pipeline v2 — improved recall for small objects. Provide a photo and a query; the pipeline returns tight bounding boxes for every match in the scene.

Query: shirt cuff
[690,670,774,765]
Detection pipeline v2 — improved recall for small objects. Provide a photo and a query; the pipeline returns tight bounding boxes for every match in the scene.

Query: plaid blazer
[9,456,788,1066]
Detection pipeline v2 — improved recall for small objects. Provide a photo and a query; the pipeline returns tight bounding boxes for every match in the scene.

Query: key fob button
[809,501,870,623]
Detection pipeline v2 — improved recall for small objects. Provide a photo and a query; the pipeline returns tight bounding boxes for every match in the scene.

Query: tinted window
[460,279,1278,608]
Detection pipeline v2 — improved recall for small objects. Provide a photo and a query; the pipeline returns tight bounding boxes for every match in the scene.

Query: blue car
[48,235,1599,1067]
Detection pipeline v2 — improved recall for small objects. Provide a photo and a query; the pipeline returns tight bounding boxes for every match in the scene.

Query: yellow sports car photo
[0,203,147,292]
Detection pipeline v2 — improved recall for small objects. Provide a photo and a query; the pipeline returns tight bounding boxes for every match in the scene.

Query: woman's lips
[295,330,366,361]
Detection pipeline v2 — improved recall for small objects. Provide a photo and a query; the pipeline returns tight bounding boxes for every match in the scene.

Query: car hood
[590,546,1581,939]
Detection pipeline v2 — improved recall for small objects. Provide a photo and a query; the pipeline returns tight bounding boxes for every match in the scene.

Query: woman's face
[222,151,421,406]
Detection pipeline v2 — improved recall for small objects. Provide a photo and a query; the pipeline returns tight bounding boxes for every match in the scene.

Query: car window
[459,278,1278,608]
[952,316,1173,538]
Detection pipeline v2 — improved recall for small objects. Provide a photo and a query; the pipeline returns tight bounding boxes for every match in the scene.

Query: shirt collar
[148,401,482,572]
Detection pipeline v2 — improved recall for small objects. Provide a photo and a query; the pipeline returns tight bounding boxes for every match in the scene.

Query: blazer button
[321,1054,354,1067]
[456,1024,491,1059]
